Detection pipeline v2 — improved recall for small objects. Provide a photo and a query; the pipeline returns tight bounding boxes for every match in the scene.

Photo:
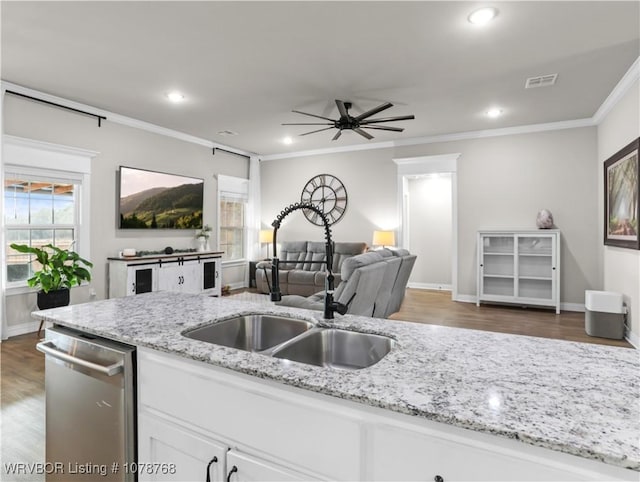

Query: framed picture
[604,137,639,249]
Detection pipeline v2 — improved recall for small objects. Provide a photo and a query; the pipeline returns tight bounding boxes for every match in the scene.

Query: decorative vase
[204,239,211,252]
[37,288,70,310]
[197,237,207,252]
[536,209,554,229]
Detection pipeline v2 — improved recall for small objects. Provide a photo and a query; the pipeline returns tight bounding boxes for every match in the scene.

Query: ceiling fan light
[468,7,498,25]
[486,107,503,118]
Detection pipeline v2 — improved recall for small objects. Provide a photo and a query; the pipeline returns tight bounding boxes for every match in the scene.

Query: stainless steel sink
[272,329,394,370]
[183,314,313,352]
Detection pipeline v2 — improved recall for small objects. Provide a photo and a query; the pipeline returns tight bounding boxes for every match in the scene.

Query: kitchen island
[34,291,639,481]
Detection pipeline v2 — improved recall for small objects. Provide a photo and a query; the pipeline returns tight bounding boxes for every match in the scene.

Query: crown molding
[260,118,594,161]
[4,134,100,159]
[1,81,256,158]
[592,56,640,125]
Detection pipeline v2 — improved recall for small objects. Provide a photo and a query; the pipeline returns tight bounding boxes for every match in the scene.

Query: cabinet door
[127,266,156,296]
[181,260,203,294]
[225,450,317,482]
[157,264,183,292]
[479,234,515,299]
[202,259,220,293]
[138,413,227,482]
[370,425,585,482]
[516,234,555,302]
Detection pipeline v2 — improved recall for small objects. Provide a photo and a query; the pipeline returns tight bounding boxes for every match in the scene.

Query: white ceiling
[2,1,639,156]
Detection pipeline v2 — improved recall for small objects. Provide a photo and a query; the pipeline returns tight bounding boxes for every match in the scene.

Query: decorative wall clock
[300,174,348,225]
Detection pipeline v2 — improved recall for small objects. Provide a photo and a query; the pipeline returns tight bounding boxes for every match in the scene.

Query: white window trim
[3,135,97,295]
[217,174,250,263]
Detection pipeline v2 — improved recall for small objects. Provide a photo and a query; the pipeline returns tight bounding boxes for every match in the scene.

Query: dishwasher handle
[37,340,124,376]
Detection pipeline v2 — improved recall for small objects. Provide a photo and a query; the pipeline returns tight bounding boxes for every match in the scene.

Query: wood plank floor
[0,289,632,480]
[391,289,632,348]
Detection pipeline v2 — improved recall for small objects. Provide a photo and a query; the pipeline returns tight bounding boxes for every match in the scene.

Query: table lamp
[259,229,274,258]
[372,230,395,248]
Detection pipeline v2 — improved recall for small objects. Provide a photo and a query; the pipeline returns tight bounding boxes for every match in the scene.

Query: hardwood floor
[391,289,632,348]
[0,289,632,480]
[1,333,45,482]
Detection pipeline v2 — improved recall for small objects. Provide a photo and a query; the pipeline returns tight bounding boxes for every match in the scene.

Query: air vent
[525,74,558,89]
[217,130,239,137]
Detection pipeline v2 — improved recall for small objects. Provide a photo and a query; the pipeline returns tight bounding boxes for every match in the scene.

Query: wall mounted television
[118,166,204,229]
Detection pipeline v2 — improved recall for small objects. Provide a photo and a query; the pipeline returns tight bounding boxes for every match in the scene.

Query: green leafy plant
[196,224,212,239]
[9,243,93,293]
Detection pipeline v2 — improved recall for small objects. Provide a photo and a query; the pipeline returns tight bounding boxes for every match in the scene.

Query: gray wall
[597,78,640,341]
[3,95,248,329]
[261,126,599,305]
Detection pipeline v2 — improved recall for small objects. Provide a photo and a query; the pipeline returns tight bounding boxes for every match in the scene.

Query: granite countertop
[32,291,640,471]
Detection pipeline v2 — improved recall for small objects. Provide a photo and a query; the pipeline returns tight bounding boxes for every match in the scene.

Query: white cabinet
[137,348,635,482]
[369,425,585,481]
[226,450,313,482]
[477,230,560,313]
[108,252,222,298]
[138,413,227,482]
[138,413,317,482]
[157,260,202,294]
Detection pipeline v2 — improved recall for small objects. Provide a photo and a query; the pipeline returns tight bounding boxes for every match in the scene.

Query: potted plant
[195,224,212,251]
[9,243,93,310]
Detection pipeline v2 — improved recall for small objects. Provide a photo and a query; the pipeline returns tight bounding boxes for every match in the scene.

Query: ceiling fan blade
[361,125,405,132]
[299,127,335,136]
[354,102,393,121]
[353,128,374,140]
[282,122,333,126]
[292,110,335,121]
[360,115,415,124]
[335,100,349,118]
[332,130,342,141]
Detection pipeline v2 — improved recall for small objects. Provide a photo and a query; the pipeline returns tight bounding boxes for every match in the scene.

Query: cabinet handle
[132,283,136,292]
[216,270,219,279]
[434,476,444,482]
[205,456,218,482]
[226,465,238,482]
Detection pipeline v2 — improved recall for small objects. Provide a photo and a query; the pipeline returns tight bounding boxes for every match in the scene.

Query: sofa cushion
[280,241,308,269]
[332,242,367,272]
[303,241,327,271]
[288,270,317,286]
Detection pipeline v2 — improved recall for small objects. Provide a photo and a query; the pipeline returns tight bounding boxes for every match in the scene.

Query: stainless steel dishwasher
[37,325,136,482]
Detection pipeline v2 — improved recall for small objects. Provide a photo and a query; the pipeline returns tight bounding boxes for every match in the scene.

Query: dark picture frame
[117,166,204,230]
[604,137,639,249]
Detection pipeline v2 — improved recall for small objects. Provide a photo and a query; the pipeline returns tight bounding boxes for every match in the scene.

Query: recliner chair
[276,251,387,317]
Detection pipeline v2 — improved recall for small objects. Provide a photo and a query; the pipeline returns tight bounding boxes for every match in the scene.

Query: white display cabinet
[477,230,560,313]
[108,252,222,298]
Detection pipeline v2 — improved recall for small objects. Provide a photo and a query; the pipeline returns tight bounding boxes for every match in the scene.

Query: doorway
[393,154,460,299]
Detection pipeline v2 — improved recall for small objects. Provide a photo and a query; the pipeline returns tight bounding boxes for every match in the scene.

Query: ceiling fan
[283,99,415,141]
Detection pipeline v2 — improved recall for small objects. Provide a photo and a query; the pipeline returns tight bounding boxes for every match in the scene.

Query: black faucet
[269,202,347,319]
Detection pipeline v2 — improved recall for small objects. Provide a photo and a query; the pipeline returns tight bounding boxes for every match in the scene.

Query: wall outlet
[89,288,97,298]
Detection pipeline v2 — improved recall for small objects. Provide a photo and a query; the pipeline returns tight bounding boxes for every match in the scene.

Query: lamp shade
[372,230,395,247]
[259,229,274,244]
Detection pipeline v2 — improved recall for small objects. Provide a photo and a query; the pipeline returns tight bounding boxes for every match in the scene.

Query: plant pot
[37,288,70,310]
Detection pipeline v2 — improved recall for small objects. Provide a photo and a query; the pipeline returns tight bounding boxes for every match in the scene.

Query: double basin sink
[183,314,394,370]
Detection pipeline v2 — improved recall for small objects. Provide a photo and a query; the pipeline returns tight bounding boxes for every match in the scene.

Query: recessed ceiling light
[282,136,293,145]
[166,91,185,103]
[486,108,503,118]
[468,7,498,25]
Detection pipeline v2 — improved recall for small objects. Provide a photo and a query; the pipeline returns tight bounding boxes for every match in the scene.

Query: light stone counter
[32,291,640,472]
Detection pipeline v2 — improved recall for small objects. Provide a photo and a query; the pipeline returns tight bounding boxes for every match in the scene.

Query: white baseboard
[7,320,46,338]
[626,329,639,349]
[407,282,452,291]
[452,295,585,313]
[453,294,477,304]
[227,281,247,290]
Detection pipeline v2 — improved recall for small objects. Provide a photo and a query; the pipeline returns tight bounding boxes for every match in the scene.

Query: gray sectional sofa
[276,248,416,318]
[255,241,367,296]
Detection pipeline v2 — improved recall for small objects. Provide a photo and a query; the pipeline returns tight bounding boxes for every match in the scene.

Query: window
[4,175,79,284]
[219,198,245,260]
[217,175,249,262]
[3,135,94,289]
